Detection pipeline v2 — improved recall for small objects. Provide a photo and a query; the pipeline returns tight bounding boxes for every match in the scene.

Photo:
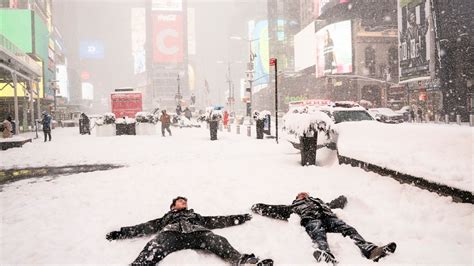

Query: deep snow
[0,126,472,265]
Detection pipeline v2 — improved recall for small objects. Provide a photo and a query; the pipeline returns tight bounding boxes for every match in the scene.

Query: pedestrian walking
[410,109,415,122]
[252,192,396,264]
[1,115,13,138]
[79,113,91,135]
[417,108,423,122]
[223,110,229,128]
[159,110,172,137]
[106,196,273,265]
[41,112,52,142]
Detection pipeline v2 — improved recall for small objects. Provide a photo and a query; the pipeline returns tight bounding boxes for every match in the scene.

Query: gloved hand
[243,213,252,221]
[106,230,122,241]
[251,204,263,215]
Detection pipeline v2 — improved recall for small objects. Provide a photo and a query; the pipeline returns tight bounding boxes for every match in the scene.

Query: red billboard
[111,92,143,118]
[152,13,184,63]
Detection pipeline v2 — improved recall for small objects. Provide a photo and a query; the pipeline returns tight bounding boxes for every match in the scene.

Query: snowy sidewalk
[0,127,472,265]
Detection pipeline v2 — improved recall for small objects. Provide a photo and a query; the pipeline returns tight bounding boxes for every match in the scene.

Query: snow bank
[336,122,473,192]
[0,127,472,265]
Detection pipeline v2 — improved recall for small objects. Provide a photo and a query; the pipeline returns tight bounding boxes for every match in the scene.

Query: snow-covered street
[1,127,472,265]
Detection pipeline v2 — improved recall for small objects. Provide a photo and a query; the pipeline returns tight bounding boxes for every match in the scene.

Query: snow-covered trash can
[135,112,157,135]
[284,111,332,166]
[253,110,271,139]
[116,117,136,135]
[208,111,222,141]
[96,113,116,137]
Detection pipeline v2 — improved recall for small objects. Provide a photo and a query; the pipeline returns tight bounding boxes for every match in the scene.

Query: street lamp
[229,36,270,121]
[175,74,182,106]
[216,60,242,113]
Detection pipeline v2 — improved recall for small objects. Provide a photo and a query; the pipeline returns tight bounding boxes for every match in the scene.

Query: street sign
[269,58,277,66]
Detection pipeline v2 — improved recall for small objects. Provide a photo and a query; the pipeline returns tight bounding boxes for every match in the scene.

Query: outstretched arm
[200,214,252,229]
[106,217,163,240]
[251,203,293,220]
[327,195,347,209]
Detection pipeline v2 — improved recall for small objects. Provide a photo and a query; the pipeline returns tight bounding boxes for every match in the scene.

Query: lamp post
[229,36,265,121]
[216,60,242,113]
[175,74,182,106]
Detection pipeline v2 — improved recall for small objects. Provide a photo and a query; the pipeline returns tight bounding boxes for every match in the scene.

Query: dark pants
[132,231,242,265]
[304,217,375,258]
[161,124,171,136]
[43,130,51,142]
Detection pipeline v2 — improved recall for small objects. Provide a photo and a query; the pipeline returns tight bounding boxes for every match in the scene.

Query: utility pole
[270,57,278,144]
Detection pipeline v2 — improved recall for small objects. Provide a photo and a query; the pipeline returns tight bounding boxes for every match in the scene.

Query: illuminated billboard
[398,0,432,82]
[152,0,182,11]
[56,65,69,99]
[81,82,94,100]
[294,21,316,72]
[315,20,352,77]
[248,20,269,89]
[152,13,184,63]
[80,41,105,59]
[131,8,146,74]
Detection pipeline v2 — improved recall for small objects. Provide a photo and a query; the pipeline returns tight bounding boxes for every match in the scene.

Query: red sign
[269,58,277,66]
[111,92,143,118]
[152,13,184,63]
[81,71,90,80]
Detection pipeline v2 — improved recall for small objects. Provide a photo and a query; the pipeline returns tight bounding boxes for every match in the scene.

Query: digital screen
[80,41,104,59]
[315,20,353,77]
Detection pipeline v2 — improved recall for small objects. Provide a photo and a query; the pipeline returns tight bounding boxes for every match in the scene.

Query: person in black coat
[106,196,272,265]
[251,192,396,264]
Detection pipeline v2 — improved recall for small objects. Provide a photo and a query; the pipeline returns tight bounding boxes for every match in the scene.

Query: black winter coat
[252,196,347,226]
[115,209,250,239]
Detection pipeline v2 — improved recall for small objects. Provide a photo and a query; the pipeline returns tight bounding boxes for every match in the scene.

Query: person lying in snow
[251,192,396,264]
[106,196,273,265]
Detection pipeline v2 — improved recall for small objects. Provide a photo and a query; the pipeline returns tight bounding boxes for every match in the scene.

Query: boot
[367,242,397,262]
[313,248,338,264]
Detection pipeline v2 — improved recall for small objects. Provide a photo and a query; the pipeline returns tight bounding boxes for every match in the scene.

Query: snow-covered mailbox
[284,110,333,166]
[116,117,136,135]
[95,113,116,137]
[135,112,157,135]
[253,110,271,139]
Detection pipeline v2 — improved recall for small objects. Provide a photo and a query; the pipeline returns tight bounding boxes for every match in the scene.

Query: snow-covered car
[319,102,374,124]
[368,108,404,123]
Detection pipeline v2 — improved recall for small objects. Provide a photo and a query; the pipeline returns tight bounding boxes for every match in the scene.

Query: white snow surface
[0,127,473,265]
[335,122,473,192]
[283,112,333,137]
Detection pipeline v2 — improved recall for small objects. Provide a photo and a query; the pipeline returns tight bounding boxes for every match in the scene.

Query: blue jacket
[42,115,51,130]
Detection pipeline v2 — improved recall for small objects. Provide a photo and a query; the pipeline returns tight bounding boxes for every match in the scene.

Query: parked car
[395,106,411,121]
[319,101,375,124]
[369,108,404,123]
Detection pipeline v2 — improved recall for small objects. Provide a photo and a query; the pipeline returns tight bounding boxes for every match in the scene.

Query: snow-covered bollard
[218,123,223,131]
[456,115,461,125]
[247,125,251,137]
[227,125,231,133]
[470,114,474,127]
[445,114,449,124]
[435,114,440,123]
[236,125,240,134]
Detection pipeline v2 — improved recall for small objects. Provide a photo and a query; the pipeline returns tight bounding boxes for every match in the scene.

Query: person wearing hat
[251,192,396,264]
[1,115,13,138]
[106,196,272,265]
[41,111,52,142]
[159,110,172,137]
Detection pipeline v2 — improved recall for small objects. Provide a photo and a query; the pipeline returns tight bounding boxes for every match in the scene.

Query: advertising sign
[152,13,184,63]
[294,21,316,72]
[398,0,432,82]
[56,65,69,99]
[315,20,352,77]
[81,82,94,100]
[80,41,105,59]
[248,20,269,89]
[131,8,146,74]
[152,0,182,11]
